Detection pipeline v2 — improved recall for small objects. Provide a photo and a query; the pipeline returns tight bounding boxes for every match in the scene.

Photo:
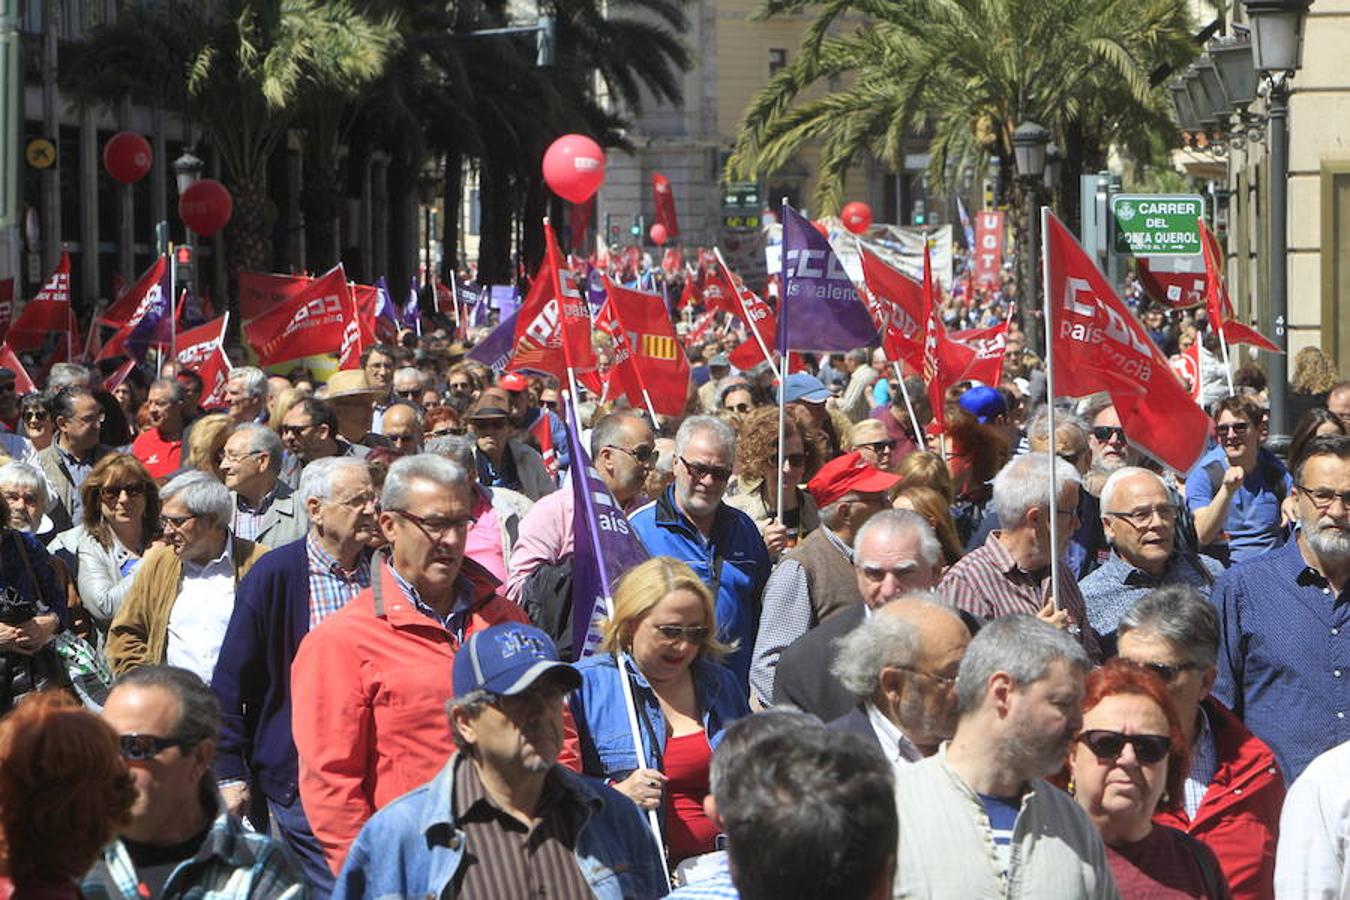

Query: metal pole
[0,0,21,284]
[1040,205,1060,613]
[1267,80,1290,442]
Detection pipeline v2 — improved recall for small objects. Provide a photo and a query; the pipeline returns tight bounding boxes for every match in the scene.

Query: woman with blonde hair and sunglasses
[562,556,751,865]
[75,453,161,638]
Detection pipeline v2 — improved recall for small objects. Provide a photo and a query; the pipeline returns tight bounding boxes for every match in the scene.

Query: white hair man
[938,452,1102,661]
[219,422,306,547]
[291,453,529,875]
[224,366,269,425]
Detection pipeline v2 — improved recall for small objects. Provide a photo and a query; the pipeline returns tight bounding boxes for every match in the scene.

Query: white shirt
[165,535,236,685]
[865,700,923,779]
[1276,739,1350,899]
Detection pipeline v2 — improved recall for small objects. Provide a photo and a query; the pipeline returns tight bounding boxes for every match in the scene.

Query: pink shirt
[465,488,506,584]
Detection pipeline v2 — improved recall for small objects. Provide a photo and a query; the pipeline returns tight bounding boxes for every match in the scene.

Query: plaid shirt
[231,486,277,543]
[82,807,305,899]
[1184,704,1219,819]
[389,563,477,641]
[938,530,1102,661]
[306,532,372,629]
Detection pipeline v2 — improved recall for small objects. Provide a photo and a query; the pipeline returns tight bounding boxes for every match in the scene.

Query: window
[769,48,787,75]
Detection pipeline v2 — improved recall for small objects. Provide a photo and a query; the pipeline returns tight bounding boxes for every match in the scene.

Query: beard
[1304,513,1350,561]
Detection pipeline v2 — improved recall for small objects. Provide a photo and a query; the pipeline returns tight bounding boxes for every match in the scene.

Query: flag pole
[448,273,462,333]
[774,197,788,532]
[712,247,779,382]
[1040,205,1060,613]
[1218,326,1235,397]
[561,380,671,887]
[890,362,927,452]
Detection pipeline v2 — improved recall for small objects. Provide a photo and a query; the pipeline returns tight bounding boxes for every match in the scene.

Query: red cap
[806,451,900,507]
[498,373,529,392]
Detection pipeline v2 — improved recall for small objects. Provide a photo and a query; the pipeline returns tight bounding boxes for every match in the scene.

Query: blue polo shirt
[1185,445,1291,565]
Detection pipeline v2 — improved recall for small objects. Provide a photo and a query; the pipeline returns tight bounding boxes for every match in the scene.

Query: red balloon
[649,222,668,246]
[103,131,153,185]
[178,179,233,237]
[542,134,606,204]
[841,201,873,234]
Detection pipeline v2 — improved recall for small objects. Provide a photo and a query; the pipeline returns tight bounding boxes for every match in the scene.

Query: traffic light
[630,214,644,239]
[912,199,927,226]
[174,244,194,287]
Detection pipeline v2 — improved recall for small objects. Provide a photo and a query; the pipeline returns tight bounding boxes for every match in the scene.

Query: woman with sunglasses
[75,453,161,640]
[563,557,750,868]
[19,391,54,452]
[1068,659,1231,898]
[725,405,819,558]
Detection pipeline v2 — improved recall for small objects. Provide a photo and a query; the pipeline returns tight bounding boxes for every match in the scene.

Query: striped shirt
[938,530,1102,661]
[305,533,372,629]
[390,563,476,640]
[452,753,594,900]
[1184,705,1219,820]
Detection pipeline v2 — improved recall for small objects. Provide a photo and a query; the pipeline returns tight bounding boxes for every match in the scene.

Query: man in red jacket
[291,453,528,876]
[1118,585,1285,900]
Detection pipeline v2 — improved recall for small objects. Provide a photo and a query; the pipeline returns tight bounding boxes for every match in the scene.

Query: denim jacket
[569,652,751,778]
[332,755,668,900]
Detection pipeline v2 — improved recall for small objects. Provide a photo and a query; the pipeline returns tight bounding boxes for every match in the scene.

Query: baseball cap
[453,623,582,697]
[783,373,830,405]
[498,373,529,393]
[958,385,1007,423]
[806,451,900,507]
[709,353,730,369]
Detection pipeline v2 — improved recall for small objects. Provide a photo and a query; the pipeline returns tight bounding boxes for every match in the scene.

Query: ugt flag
[98,255,171,363]
[779,203,878,353]
[566,393,648,659]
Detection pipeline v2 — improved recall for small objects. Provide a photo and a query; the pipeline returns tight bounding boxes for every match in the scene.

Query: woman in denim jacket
[563,556,750,865]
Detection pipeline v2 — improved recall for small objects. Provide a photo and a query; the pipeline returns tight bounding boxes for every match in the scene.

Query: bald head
[874,596,970,750]
[381,403,424,455]
[878,598,971,667]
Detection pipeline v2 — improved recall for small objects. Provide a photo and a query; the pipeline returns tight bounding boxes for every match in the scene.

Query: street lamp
[1013,121,1049,354]
[172,152,203,295]
[1245,0,1311,445]
[1043,143,1063,193]
[1169,79,1201,132]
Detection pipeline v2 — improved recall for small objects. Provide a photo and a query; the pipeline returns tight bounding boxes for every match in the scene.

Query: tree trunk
[477,151,514,285]
[440,151,462,283]
[386,141,418,304]
[521,172,547,276]
[302,164,343,273]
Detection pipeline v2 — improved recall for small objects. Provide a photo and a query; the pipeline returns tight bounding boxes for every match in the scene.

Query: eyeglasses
[1135,660,1204,683]
[859,562,919,583]
[278,423,314,438]
[651,623,711,644]
[395,388,421,400]
[221,449,264,465]
[679,456,732,484]
[856,439,896,454]
[1105,503,1179,528]
[100,483,147,502]
[895,665,957,688]
[22,409,48,421]
[119,733,192,761]
[1296,484,1350,512]
[449,382,474,393]
[428,427,460,438]
[392,508,476,541]
[1215,422,1251,437]
[540,399,558,410]
[159,512,197,531]
[1091,426,1126,443]
[1076,729,1171,765]
[725,402,752,414]
[606,444,657,465]
[69,411,106,426]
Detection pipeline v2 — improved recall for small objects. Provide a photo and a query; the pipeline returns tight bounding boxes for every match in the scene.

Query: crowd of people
[0,305,1349,900]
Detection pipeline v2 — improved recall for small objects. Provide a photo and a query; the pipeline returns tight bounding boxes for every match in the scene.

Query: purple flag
[778,202,878,353]
[492,285,520,321]
[466,310,520,372]
[468,284,492,328]
[374,277,398,324]
[565,394,648,658]
[585,267,606,312]
[399,278,421,330]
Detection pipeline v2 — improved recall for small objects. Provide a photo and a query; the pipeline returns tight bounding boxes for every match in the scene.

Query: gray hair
[674,415,736,459]
[230,422,284,473]
[446,690,495,754]
[0,461,50,513]
[1098,465,1167,516]
[831,612,921,699]
[113,665,221,748]
[590,411,647,459]
[428,433,477,471]
[149,377,186,403]
[48,362,91,391]
[853,508,941,569]
[1026,407,1088,447]
[991,452,1082,528]
[845,348,869,366]
[382,453,469,511]
[392,366,424,389]
[297,456,369,507]
[709,708,824,795]
[1118,585,1220,668]
[160,470,232,525]
[227,366,267,399]
[1077,392,1116,425]
[955,614,1089,715]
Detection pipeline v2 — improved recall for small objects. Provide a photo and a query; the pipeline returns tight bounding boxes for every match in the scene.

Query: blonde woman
[561,557,750,864]
[185,413,232,481]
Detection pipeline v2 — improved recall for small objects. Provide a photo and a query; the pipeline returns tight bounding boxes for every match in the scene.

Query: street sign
[1110,194,1204,256]
[722,181,761,232]
[25,138,56,170]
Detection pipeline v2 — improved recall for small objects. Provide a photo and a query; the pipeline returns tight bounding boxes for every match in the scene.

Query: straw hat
[325,369,383,402]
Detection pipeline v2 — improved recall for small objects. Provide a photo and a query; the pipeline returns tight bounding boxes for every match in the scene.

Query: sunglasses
[1137,660,1204,683]
[119,733,192,761]
[680,456,732,483]
[100,483,147,501]
[1076,729,1170,765]
[428,427,460,438]
[1091,426,1126,443]
[22,409,49,421]
[1215,422,1251,437]
[856,439,896,454]
[606,444,656,464]
[652,624,711,644]
[726,403,752,414]
[541,399,558,410]
[159,512,197,531]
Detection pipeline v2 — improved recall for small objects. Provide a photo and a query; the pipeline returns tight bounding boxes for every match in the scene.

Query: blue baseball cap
[783,372,831,404]
[958,384,1007,423]
[453,623,581,697]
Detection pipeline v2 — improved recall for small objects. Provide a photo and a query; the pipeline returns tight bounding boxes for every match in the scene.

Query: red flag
[97,256,170,362]
[176,315,231,407]
[605,279,691,417]
[1136,256,1206,308]
[951,316,1010,386]
[508,275,565,379]
[238,271,314,321]
[971,210,1005,289]
[859,246,925,369]
[1198,219,1280,353]
[710,255,776,369]
[529,415,559,481]
[1046,212,1209,472]
[243,265,351,367]
[651,173,680,240]
[544,222,596,371]
[7,251,71,351]
[0,278,13,344]
[570,197,595,253]
[661,247,682,275]
[100,257,167,327]
[1168,339,1203,403]
[582,298,645,406]
[920,247,976,432]
[1222,320,1281,353]
[688,310,716,344]
[0,343,35,394]
[103,358,137,392]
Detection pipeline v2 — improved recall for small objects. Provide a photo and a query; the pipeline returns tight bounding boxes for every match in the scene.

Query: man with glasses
[378,402,424,456]
[37,386,115,532]
[1117,586,1284,900]
[333,622,666,899]
[506,412,654,653]
[219,423,306,547]
[277,398,369,489]
[630,416,771,689]
[1079,467,1223,654]
[85,666,304,898]
[360,344,398,432]
[750,450,897,706]
[130,378,187,480]
[1187,394,1291,566]
[291,454,528,876]
[445,364,478,413]
[106,471,270,679]
[848,418,896,472]
[938,452,1103,661]
[1080,395,1140,495]
[212,457,380,897]
[389,366,427,410]
[1211,433,1350,783]
[467,390,552,500]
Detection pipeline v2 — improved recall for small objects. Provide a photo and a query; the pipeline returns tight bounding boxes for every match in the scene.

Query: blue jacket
[333,755,668,900]
[629,487,770,688]
[211,538,312,803]
[569,653,750,778]
[0,528,66,628]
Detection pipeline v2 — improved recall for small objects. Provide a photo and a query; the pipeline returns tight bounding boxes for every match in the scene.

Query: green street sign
[1110,194,1205,256]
